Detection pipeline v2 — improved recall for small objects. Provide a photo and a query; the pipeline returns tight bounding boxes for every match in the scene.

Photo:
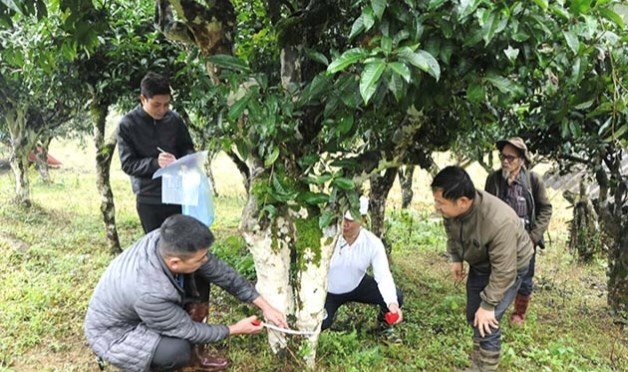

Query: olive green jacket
[444,190,534,310]
[485,168,553,247]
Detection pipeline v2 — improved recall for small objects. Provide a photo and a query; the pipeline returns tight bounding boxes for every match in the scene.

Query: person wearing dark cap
[323,196,404,343]
[432,166,533,371]
[485,137,553,326]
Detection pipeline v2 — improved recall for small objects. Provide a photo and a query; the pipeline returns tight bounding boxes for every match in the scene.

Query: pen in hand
[157,147,166,153]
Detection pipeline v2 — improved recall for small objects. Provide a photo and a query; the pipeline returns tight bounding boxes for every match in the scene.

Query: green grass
[0,153,626,371]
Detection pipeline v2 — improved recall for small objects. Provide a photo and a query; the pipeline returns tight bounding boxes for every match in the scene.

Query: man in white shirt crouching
[322,197,403,342]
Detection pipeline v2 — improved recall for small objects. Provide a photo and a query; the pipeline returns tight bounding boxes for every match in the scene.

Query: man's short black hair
[431,166,476,201]
[140,71,171,98]
[158,215,214,258]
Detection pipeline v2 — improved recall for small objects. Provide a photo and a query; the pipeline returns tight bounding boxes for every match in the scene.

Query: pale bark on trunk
[9,151,31,207]
[295,223,338,369]
[240,160,290,351]
[92,101,122,255]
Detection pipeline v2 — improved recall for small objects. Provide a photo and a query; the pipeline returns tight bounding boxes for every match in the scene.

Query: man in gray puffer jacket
[84,215,287,371]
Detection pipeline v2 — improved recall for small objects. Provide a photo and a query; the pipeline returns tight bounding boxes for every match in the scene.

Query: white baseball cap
[344,196,369,220]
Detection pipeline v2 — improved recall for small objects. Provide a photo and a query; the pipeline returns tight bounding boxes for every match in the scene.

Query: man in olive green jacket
[431,166,533,371]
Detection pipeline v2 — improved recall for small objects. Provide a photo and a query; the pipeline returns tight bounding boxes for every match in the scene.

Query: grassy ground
[0,139,626,371]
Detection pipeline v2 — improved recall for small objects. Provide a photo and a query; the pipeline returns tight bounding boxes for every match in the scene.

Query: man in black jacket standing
[118,71,195,233]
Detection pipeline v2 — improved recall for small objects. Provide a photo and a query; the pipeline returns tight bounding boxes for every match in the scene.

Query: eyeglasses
[499,153,519,162]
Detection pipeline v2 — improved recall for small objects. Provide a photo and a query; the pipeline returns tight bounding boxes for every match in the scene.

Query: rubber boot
[510,294,531,326]
[478,348,500,372]
[465,338,481,372]
[184,302,230,371]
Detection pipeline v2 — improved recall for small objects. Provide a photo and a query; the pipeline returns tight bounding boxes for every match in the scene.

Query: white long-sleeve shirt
[327,228,399,306]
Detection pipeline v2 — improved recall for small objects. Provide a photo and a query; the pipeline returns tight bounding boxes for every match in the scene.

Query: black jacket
[117,105,195,204]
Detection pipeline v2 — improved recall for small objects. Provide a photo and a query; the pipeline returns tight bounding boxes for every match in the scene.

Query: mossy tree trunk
[91,99,121,255]
[6,106,34,207]
[398,165,414,209]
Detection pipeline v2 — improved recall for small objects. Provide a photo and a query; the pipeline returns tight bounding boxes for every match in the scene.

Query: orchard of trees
[1,0,626,367]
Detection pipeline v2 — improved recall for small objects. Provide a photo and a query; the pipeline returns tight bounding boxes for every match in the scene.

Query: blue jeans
[466,266,528,352]
[518,251,536,296]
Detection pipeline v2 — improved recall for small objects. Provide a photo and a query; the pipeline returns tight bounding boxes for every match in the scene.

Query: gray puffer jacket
[84,230,259,372]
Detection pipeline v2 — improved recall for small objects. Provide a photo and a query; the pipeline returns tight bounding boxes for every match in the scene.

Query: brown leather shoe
[188,344,230,371]
[185,302,210,323]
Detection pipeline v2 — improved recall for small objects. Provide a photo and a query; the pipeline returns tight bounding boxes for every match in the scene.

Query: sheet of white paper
[152,151,208,206]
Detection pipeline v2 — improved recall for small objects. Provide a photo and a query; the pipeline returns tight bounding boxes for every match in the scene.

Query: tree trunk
[6,106,33,207]
[369,168,398,253]
[597,151,628,319]
[9,150,31,207]
[295,221,337,369]
[34,136,52,184]
[568,179,600,262]
[91,101,121,255]
[608,218,628,318]
[240,160,291,352]
[398,165,414,209]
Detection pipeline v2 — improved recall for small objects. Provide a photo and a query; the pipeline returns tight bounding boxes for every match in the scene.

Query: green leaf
[305,48,329,66]
[532,0,548,10]
[264,147,280,167]
[428,0,447,11]
[563,31,579,54]
[301,192,330,205]
[333,177,355,190]
[485,73,517,94]
[359,59,386,104]
[207,54,250,72]
[397,47,441,81]
[363,6,376,32]
[417,50,440,81]
[599,8,624,28]
[227,95,250,122]
[606,123,628,142]
[235,139,249,160]
[304,173,333,185]
[503,45,519,63]
[336,116,354,136]
[457,0,482,21]
[466,82,485,103]
[371,0,386,20]
[387,71,404,102]
[549,5,570,20]
[482,11,500,45]
[381,36,393,54]
[327,48,368,74]
[388,62,411,83]
[319,211,334,229]
[349,15,366,40]
[570,0,592,14]
[299,74,331,104]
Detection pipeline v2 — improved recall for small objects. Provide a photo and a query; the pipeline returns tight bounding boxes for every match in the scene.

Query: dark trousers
[136,201,182,233]
[150,336,191,371]
[466,266,527,352]
[518,251,536,296]
[322,274,404,330]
